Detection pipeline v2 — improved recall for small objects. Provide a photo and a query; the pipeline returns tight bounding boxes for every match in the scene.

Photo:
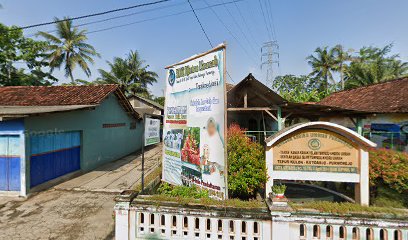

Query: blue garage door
[30,132,80,188]
[0,135,21,191]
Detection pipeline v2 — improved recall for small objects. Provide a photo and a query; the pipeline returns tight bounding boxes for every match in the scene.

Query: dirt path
[0,144,163,239]
[0,189,115,240]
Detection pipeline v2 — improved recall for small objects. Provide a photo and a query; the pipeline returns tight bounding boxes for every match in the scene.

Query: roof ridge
[0,84,120,107]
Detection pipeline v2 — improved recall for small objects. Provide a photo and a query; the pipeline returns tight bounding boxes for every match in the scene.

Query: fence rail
[363,131,407,152]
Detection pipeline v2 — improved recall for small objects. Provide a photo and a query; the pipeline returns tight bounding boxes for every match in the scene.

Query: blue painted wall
[30,132,81,187]
[0,136,21,191]
[0,119,25,193]
[24,93,142,190]
[0,119,24,132]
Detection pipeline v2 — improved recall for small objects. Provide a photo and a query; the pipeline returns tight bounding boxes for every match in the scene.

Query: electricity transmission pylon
[261,41,279,87]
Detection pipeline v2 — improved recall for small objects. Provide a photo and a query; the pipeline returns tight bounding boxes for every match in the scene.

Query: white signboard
[145,118,161,146]
[162,45,227,199]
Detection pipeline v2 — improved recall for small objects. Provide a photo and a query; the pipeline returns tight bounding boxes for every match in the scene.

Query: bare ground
[0,189,116,240]
[0,145,162,240]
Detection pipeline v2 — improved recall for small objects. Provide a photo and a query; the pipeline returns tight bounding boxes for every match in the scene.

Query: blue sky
[1,0,408,96]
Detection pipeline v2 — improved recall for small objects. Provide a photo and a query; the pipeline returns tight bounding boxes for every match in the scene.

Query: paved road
[55,145,162,193]
[0,144,162,240]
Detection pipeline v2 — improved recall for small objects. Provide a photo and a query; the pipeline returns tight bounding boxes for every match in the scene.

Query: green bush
[227,124,268,199]
[157,182,209,199]
[369,148,408,207]
[272,184,287,194]
[369,148,408,192]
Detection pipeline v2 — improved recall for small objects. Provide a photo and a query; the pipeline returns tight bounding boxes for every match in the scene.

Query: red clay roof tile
[0,85,118,106]
[319,77,408,113]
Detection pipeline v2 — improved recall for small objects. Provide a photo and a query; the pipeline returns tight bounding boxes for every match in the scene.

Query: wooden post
[243,89,248,108]
[277,106,283,131]
[141,113,146,191]
[223,44,228,199]
[357,118,363,136]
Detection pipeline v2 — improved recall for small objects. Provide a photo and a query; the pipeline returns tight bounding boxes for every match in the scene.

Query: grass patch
[143,183,266,209]
[134,165,162,192]
[372,185,407,208]
[143,194,266,209]
[290,201,408,217]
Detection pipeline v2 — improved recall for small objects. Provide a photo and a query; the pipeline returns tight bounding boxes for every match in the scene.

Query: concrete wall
[24,93,142,190]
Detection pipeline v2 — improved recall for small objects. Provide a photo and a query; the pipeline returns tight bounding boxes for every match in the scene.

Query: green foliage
[369,148,408,195]
[96,50,157,96]
[146,194,266,208]
[306,46,339,92]
[272,184,287,194]
[277,43,408,101]
[0,23,57,86]
[345,44,408,89]
[37,17,100,83]
[153,96,165,106]
[291,201,407,216]
[371,185,407,208]
[157,182,209,199]
[273,74,330,102]
[227,124,268,199]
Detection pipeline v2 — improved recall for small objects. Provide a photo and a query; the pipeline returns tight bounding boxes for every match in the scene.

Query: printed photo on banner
[162,45,227,199]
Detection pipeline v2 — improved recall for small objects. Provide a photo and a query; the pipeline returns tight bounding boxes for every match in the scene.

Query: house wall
[129,98,151,108]
[130,98,162,116]
[320,113,408,152]
[24,93,143,190]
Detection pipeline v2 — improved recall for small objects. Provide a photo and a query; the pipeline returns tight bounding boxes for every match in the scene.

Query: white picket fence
[115,201,408,240]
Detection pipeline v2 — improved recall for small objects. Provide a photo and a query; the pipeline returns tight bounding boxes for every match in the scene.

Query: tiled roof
[0,85,118,106]
[319,78,408,113]
[0,84,141,119]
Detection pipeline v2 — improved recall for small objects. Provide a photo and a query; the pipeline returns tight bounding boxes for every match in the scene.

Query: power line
[45,1,244,36]
[220,0,259,59]
[25,1,188,37]
[258,0,272,41]
[187,0,235,83]
[187,0,213,48]
[202,0,257,66]
[232,0,261,47]
[263,0,277,40]
[10,0,172,31]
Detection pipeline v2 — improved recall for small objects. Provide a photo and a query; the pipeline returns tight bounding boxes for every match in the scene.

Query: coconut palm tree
[307,46,338,92]
[344,44,408,89]
[37,17,100,83]
[333,44,353,90]
[97,50,158,97]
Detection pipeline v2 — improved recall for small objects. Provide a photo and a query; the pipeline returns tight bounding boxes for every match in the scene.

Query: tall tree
[307,46,338,92]
[344,44,408,88]
[0,23,57,86]
[37,17,100,83]
[273,74,327,102]
[333,44,353,90]
[97,50,158,96]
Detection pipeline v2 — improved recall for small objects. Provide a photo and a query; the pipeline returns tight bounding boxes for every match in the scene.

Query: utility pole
[261,41,279,87]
